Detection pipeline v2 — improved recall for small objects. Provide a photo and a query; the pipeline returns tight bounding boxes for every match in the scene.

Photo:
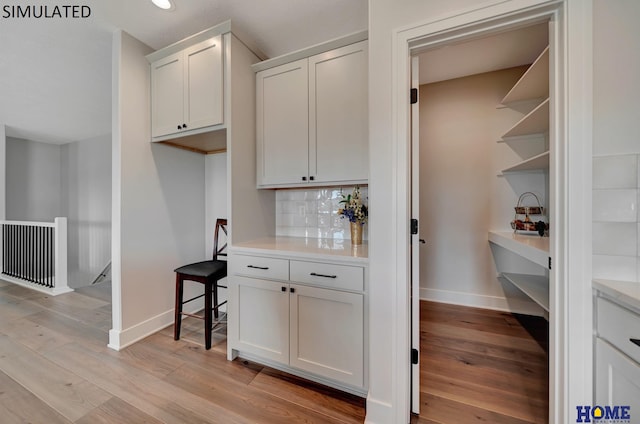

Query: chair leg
[213,279,219,320]
[204,280,213,350]
[174,274,184,341]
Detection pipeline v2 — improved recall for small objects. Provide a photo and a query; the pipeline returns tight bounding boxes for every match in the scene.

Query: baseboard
[0,274,73,296]
[420,287,545,317]
[107,300,205,351]
[364,396,393,424]
[108,309,174,351]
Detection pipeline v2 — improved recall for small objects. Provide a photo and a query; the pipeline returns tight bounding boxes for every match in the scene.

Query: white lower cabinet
[229,253,367,392]
[234,277,289,364]
[595,338,640,415]
[594,294,640,419]
[290,284,363,387]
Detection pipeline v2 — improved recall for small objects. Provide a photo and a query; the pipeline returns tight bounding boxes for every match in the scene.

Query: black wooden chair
[174,218,227,350]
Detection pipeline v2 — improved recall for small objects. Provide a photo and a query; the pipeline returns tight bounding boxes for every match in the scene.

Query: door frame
[390,1,593,422]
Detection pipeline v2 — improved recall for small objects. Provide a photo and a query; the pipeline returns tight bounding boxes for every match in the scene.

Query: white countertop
[231,236,368,264]
[593,279,640,313]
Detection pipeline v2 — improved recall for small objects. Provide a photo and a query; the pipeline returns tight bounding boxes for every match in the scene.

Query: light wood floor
[413,301,549,424]
[0,279,548,423]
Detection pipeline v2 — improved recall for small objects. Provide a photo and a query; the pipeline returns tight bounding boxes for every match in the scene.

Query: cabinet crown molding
[146,20,266,63]
[252,30,367,73]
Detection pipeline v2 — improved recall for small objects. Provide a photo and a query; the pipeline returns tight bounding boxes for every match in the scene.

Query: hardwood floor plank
[421,332,547,364]
[0,335,111,421]
[423,372,547,422]
[101,336,186,379]
[76,397,164,424]
[45,342,254,424]
[421,321,545,354]
[0,371,73,424]
[169,343,264,386]
[420,392,536,424]
[165,361,350,424]
[0,314,75,354]
[0,291,43,321]
[249,367,366,424]
[24,309,110,352]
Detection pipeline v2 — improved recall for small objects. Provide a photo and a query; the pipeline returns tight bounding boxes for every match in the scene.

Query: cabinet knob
[281,286,287,292]
[302,176,307,181]
[177,125,182,130]
[290,287,296,293]
[309,176,315,181]
[183,123,187,128]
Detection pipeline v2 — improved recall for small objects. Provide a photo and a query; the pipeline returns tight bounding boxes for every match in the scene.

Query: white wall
[61,134,112,288]
[111,30,206,349]
[5,137,62,221]
[592,0,640,282]
[419,68,545,315]
[205,152,228,258]
[0,125,5,220]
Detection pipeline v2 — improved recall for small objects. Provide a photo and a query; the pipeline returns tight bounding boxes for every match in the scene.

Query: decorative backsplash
[592,153,640,282]
[276,186,368,240]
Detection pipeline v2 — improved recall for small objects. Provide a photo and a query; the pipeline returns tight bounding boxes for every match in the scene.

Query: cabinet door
[595,338,639,417]
[184,35,224,131]
[256,59,309,187]
[151,52,184,138]
[232,276,290,364]
[289,284,364,387]
[309,41,368,184]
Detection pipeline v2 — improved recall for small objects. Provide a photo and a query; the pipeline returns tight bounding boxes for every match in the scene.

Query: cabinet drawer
[597,297,640,364]
[233,255,289,281]
[290,260,364,292]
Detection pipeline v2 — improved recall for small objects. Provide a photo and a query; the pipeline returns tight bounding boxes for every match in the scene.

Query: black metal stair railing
[1,221,57,288]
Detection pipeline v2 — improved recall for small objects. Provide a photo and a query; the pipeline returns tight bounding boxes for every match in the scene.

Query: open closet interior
[414,20,552,419]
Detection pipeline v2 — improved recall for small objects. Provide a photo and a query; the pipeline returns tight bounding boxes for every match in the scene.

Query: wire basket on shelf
[510,192,548,237]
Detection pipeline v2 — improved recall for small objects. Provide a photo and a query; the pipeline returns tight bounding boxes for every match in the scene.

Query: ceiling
[418,22,548,84]
[0,0,367,144]
[0,1,547,145]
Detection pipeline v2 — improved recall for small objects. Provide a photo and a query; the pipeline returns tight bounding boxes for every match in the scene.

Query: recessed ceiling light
[152,0,174,10]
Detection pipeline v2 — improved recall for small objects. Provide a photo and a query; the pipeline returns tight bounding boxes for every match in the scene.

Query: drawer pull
[247,265,269,270]
[310,272,337,279]
[631,338,640,348]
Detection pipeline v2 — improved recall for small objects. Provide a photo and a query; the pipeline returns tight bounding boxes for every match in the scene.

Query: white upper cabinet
[151,35,224,139]
[256,40,368,188]
[257,59,309,185]
[310,42,368,184]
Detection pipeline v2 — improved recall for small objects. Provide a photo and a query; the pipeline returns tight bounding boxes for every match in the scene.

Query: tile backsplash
[592,154,639,282]
[276,186,368,240]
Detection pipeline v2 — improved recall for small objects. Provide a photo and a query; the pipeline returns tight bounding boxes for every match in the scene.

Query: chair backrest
[213,218,228,261]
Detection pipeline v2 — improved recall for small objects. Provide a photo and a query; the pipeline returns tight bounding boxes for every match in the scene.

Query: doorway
[407,12,559,423]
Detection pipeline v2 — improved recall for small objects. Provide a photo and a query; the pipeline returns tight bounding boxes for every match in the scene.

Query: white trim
[107,299,205,351]
[364,396,394,424]
[420,288,546,317]
[0,220,55,227]
[53,217,69,292]
[0,274,73,296]
[108,309,173,351]
[251,30,368,73]
[110,30,123,349]
[558,1,593,421]
[0,125,5,221]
